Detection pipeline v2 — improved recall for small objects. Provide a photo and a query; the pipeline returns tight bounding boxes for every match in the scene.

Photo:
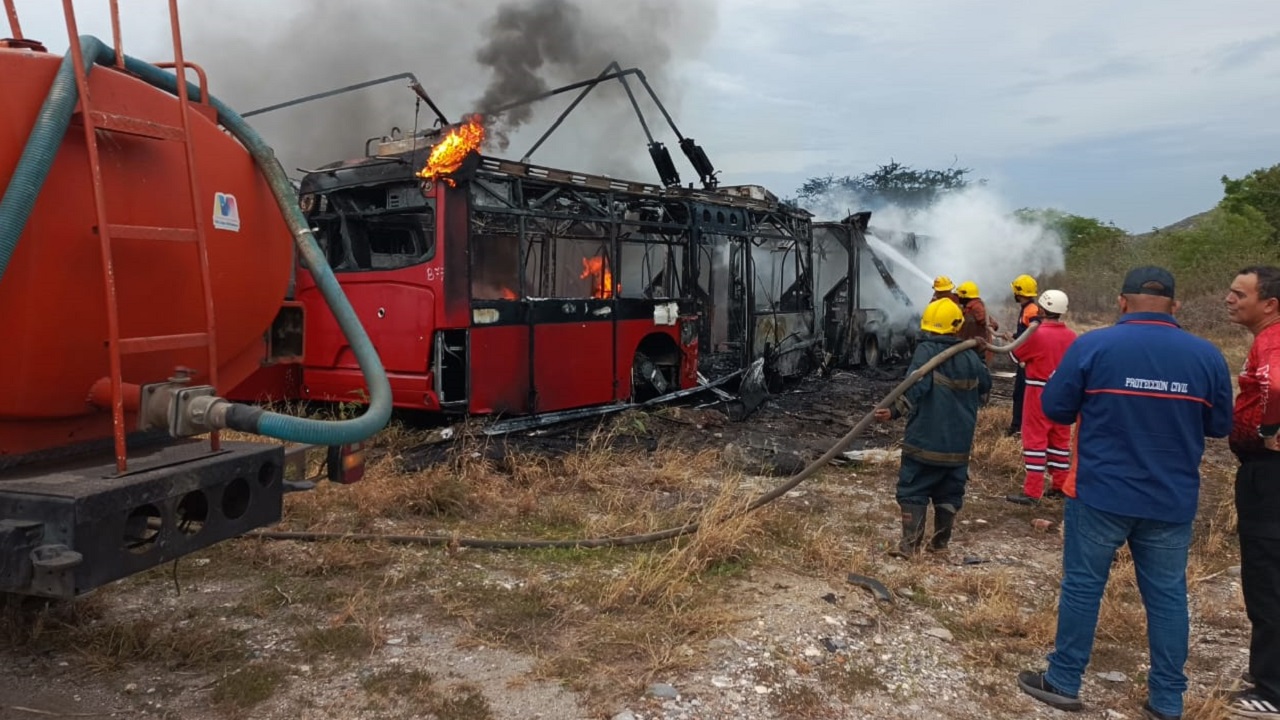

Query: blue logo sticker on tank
[212,192,241,232]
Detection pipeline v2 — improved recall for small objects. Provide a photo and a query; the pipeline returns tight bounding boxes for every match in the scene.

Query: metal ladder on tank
[61,0,220,473]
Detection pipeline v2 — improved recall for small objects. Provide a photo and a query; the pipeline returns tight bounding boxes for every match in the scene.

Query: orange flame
[417,114,485,187]
[500,287,518,300]
[580,256,618,298]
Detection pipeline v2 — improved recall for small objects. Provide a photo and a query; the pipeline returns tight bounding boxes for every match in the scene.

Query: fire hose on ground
[248,325,1038,551]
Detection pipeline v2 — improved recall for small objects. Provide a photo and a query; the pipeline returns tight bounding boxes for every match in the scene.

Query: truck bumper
[0,440,283,598]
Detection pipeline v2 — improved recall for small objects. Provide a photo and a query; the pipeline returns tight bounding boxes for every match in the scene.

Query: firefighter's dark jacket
[889,334,992,466]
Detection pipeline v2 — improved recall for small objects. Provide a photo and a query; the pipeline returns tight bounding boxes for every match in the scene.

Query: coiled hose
[0,35,391,446]
[251,327,1038,549]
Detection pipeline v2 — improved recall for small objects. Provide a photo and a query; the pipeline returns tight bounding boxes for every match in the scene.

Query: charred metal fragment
[680,138,718,189]
[480,369,743,437]
[483,67,647,117]
[242,71,449,127]
[649,142,681,188]
[863,243,914,308]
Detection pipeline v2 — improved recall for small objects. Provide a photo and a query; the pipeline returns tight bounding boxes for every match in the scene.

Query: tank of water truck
[0,44,294,460]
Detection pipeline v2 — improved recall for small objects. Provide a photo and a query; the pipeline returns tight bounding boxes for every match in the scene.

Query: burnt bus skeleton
[813,215,922,371]
[283,149,817,418]
[231,66,917,426]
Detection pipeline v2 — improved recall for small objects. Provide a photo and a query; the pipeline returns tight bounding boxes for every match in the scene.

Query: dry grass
[2,369,1254,719]
[360,668,494,720]
[970,405,1025,486]
[933,569,1057,667]
[209,660,289,714]
[598,472,760,610]
[280,421,725,542]
[187,413,774,708]
[424,466,764,703]
[816,659,887,703]
[0,596,248,673]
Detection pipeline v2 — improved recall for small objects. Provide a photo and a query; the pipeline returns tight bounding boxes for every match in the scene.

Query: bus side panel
[303,369,436,410]
[531,322,615,413]
[469,324,531,415]
[299,278,434,375]
[613,319,685,401]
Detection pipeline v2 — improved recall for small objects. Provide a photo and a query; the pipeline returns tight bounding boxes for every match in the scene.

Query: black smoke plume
[180,0,717,180]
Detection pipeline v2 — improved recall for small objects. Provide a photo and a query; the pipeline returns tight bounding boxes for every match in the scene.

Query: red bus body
[229,137,826,418]
[232,148,756,417]
[224,126,934,422]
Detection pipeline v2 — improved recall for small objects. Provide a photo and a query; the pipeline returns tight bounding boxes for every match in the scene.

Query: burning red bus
[230,67,912,423]
[232,119,819,418]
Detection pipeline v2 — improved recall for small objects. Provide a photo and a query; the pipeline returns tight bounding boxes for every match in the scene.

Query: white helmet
[1037,289,1069,315]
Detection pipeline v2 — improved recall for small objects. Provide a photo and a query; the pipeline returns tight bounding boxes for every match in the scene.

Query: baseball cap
[1121,265,1176,298]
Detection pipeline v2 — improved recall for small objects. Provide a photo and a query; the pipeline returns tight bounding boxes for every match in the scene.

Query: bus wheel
[863,336,881,369]
[632,351,675,402]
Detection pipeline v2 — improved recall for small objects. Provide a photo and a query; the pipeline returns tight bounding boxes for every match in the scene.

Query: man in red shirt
[1225,265,1280,717]
[1007,289,1078,505]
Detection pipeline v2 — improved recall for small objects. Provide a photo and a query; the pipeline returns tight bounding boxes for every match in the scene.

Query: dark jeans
[1046,499,1192,717]
[896,456,968,510]
[1011,366,1026,431]
[1236,458,1280,702]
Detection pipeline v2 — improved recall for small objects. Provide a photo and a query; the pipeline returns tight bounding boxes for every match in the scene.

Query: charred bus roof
[300,146,811,223]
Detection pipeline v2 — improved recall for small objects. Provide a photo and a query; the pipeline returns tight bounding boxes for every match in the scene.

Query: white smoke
[802,185,1066,327]
[870,186,1065,318]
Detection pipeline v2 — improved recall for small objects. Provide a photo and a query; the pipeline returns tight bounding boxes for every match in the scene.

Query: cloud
[679,62,818,110]
[1024,115,1061,126]
[1212,32,1280,71]
[7,0,1276,232]
[1003,57,1150,95]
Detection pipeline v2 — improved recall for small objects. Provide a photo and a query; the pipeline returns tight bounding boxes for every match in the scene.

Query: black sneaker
[1230,690,1280,717]
[1045,488,1067,500]
[1006,494,1040,506]
[1142,701,1180,720]
[1016,670,1083,711]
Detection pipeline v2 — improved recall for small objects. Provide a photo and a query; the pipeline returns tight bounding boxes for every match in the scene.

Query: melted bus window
[319,210,436,272]
[471,234,521,300]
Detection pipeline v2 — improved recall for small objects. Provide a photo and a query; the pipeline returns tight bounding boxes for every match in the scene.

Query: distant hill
[1129,210,1213,241]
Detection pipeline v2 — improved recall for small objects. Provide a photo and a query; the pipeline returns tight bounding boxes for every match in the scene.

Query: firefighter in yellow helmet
[932,275,961,308]
[1008,273,1041,436]
[874,299,992,556]
[956,281,999,366]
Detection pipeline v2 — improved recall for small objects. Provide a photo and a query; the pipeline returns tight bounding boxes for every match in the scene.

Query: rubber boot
[929,503,957,552]
[892,503,929,557]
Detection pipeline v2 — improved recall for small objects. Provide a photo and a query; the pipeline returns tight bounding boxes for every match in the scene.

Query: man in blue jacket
[1015,266,1233,720]
[874,298,991,556]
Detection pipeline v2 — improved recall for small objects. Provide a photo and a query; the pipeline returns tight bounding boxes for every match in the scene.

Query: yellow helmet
[956,281,980,299]
[920,297,965,335]
[932,275,956,293]
[1011,274,1038,297]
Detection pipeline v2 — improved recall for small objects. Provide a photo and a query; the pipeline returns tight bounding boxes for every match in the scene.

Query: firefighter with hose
[1006,289,1078,505]
[1006,274,1042,436]
[956,280,999,367]
[874,298,992,556]
[931,275,962,308]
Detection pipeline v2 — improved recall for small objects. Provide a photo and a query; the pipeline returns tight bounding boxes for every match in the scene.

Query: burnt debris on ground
[398,360,1020,478]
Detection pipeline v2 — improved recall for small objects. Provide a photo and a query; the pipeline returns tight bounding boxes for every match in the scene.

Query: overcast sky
[12,0,1279,232]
